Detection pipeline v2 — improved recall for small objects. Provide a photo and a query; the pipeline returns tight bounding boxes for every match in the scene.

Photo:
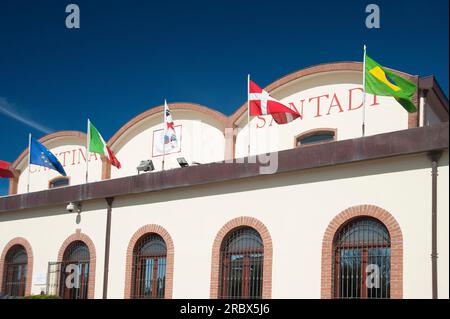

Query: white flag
[163,100,178,153]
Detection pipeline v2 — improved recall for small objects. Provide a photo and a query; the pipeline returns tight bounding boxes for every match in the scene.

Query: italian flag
[88,120,121,169]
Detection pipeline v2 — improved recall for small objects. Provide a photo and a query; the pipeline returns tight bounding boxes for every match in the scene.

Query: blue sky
[0,0,448,195]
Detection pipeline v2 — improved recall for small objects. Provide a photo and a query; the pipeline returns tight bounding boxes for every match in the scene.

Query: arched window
[295,128,336,147]
[60,241,90,299]
[219,227,264,299]
[49,177,70,189]
[131,233,167,299]
[2,245,28,297]
[333,217,391,299]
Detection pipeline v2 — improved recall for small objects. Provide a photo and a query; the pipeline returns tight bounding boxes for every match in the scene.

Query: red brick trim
[321,205,403,299]
[294,128,337,147]
[12,131,87,170]
[0,237,34,296]
[48,176,71,189]
[109,102,228,148]
[57,229,96,299]
[210,216,273,299]
[229,62,418,126]
[9,131,86,195]
[124,224,174,299]
[8,171,19,195]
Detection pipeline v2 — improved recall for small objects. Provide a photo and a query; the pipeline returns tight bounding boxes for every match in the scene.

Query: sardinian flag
[163,100,178,152]
[249,80,300,124]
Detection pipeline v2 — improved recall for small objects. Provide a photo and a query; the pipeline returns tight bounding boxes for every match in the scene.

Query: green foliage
[22,294,61,299]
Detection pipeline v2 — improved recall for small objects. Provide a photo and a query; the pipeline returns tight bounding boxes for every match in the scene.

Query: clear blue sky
[0,0,448,195]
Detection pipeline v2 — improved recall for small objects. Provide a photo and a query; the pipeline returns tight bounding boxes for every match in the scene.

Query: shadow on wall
[0,152,446,221]
[0,199,106,224]
[114,152,439,209]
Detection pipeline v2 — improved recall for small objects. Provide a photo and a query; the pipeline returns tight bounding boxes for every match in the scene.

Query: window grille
[59,241,90,299]
[2,245,27,297]
[131,234,167,299]
[333,218,391,299]
[219,227,264,299]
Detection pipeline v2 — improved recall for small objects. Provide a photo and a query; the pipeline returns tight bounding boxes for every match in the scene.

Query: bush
[22,294,62,299]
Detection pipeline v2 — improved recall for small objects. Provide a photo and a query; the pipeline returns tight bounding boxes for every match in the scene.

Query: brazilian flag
[365,54,417,113]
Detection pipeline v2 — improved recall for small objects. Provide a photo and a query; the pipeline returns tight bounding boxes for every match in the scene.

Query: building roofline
[108,102,228,149]
[1,123,448,213]
[11,131,87,170]
[228,61,419,126]
[9,62,449,170]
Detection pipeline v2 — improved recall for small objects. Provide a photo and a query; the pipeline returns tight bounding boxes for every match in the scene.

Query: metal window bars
[219,227,264,299]
[131,233,167,299]
[2,245,27,297]
[46,241,90,299]
[333,218,391,299]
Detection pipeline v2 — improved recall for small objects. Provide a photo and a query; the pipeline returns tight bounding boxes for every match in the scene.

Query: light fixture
[137,160,155,174]
[177,157,189,167]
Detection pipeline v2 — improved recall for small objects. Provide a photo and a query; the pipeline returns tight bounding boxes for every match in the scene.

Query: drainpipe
[427,150,442,299]
[103,197,114,299]
[419,89,428,127]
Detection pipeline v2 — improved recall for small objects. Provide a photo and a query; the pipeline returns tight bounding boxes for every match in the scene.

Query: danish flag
[249,80,300,125]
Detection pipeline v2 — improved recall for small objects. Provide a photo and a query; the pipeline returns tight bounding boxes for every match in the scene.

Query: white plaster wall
[437,151,449,298]
[16,138,102,194]
[236,71,410,157]
[111,110,226,178]
[105,152,448,299]
[0,200,107,298]
[1,152,447,299]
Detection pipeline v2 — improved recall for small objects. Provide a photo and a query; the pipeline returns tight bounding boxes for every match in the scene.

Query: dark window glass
[49,177,69,188]
[60,241,90,299]
[334,218,391,299]
[297,131,335,146]
[132,234,167,299]
[219,227,264,299]
[2,245,28,297]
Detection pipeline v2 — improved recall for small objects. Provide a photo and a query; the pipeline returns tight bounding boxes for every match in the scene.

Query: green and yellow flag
[365,54,417,113]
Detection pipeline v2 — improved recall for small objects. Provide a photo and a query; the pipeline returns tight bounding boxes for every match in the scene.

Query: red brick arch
[321,205,403,299]
[210,216,273,299]
[0,237,34,296]
[57,229,97,299]
[124,224,175,299]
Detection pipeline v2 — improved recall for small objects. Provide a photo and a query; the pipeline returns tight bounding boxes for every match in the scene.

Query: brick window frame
[210,216,273,299]
[0,237,34,296]
[57,229,97,299]
[321,205,403,299]
[48,176,70,189]
[294,128,337,147]
[124,224,174,299]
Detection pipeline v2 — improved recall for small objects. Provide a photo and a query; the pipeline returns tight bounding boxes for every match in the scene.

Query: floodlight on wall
[137,160,155,174]
[177,157,189,167]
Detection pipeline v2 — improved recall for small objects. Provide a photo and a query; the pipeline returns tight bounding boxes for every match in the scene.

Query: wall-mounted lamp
[177,157,189,167]
[137,160,155,174]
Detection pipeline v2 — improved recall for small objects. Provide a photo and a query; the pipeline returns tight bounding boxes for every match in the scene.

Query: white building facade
[0,62,448,299]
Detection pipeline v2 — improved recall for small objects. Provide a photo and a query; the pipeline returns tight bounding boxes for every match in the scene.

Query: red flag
[249,80,300,124]
[0,160,14,178]
[106,146,121,169]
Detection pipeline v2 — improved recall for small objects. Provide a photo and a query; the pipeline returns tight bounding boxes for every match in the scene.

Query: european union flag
[30,136,67,176]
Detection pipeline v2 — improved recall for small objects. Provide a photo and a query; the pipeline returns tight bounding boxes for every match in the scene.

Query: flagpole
[362,44,367,137]
[86,119,90,183]
[27,133,31,193]
[247,74,250,157]
[162,100,167,171]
